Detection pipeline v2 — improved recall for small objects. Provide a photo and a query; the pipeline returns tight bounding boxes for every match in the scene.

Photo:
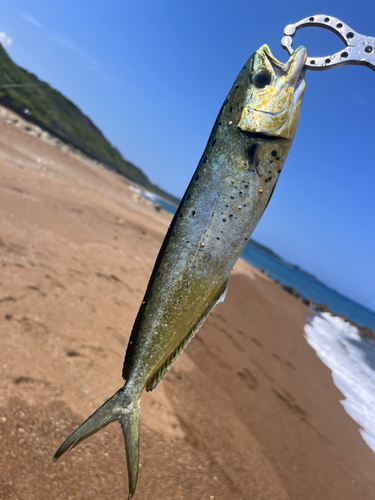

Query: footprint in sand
[26,285,46,297]
[237,368,258,390]
[271,352,296,371]
[18,316,49,337]
[0,296,16,305]
[0,237,27,255]
[96,272,122,283]
[271,388,308,421]
[13,376,61,395]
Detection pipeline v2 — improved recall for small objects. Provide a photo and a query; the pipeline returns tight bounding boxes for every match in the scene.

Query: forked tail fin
[53,387,141,500]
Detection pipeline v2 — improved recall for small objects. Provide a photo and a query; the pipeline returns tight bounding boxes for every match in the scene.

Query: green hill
[0,44,179,205]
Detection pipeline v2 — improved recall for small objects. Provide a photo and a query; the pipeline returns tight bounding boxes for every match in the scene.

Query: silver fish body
[54,44,307,499]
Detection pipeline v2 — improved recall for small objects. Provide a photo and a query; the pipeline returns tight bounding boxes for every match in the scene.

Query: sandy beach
[0,106,375,500]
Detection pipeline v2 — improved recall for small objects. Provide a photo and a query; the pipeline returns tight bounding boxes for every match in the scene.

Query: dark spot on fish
[278,169,281,173]
[216,237,220,240]
[239,190,243,194]
[230,196,234,200]
[172,231,175,237]
[265,179,268,183]
[208,254,212,259]
[268,177,272,181]
[191,210,196,216]
[157,271,160,278]
[243,204,247,207]
[224,99,228,106]
[236,103,239,107]
[211,140,216,147]
[235,85,239,89]
[192,265,196,270]
[270,160,273,164]
[220,231,223,233]
[229,213,233,217]
[203,157,207,164]
[245,183,249,188]
[219,122,222,125]
[248,143,258,165]
[165,251,168,255]
[229,107,232,113]
[271,150,277,157]
[222,218,227,222]
[276,157,279,161]
[195,174,199,181]
[179,213,183,218]
[234,217,238,220]
[235,186,238,190]
[225,204,228,208]
[187,193,191,200]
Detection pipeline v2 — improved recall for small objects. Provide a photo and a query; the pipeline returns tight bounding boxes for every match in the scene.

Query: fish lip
[292,66,306,104]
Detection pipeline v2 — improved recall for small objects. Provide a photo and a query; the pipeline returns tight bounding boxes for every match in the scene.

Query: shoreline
[256,267,375,340]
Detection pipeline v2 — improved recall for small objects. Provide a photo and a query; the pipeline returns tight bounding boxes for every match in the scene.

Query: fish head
[237,45,307,140]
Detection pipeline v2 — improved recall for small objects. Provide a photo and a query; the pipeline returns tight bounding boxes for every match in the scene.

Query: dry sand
[0,106,374,499]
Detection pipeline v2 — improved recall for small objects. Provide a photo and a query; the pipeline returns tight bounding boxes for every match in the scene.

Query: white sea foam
[304,312,375,453]
[128,184,156,201]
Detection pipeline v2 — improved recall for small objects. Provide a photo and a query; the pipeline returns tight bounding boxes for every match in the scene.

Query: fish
[53,44,307,499]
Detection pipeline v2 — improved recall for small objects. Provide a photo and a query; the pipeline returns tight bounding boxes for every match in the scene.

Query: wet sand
[0,106,375,499]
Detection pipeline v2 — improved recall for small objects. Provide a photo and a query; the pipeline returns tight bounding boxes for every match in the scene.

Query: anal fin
[145,278,229,391]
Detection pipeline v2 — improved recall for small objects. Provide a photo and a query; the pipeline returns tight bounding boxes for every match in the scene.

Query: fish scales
[54,44,307,499]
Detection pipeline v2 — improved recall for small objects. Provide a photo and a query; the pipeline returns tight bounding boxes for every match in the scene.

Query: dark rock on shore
[264,275,375,341]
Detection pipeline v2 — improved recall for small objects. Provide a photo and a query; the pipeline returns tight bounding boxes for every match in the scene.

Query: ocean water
[305,313,375,453]
[146,192,375,453]
[241,245,375,331]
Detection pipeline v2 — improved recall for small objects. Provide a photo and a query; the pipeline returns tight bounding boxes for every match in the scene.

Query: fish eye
[252,69,272,89]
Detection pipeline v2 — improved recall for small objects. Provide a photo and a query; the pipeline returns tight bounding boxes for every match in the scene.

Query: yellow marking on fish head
[238,45,307,140]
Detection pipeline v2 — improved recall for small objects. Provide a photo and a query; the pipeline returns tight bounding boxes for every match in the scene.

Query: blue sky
[0,1,374,311]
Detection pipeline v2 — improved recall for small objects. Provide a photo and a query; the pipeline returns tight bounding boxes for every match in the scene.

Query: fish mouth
[247,104,288,117]
[266,45,307,80]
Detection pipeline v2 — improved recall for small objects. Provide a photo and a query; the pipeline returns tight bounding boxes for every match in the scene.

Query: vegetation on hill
[0,44,179,205]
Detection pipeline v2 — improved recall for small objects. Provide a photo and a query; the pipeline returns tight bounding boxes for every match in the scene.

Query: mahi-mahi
[54,44,307,499]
